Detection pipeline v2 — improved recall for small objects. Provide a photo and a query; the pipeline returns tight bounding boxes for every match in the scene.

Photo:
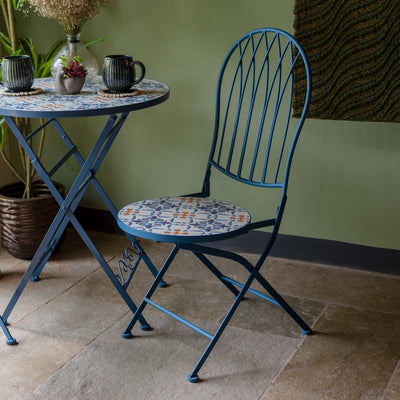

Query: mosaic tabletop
[0,76,169,118]
[118,197,251,242]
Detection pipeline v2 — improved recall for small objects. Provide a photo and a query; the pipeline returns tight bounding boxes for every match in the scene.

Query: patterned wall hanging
[293,0,400,122]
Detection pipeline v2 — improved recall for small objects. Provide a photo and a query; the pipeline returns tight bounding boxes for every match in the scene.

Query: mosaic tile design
[118,197,251,237]
[0,76,169,115]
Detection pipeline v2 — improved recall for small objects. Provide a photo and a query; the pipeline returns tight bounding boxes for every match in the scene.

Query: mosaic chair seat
[118,27,312,382]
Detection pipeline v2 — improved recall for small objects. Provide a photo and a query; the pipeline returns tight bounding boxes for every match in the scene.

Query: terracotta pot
[0,181,65,259]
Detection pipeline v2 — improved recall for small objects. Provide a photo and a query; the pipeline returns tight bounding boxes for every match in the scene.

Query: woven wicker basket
[0,181,65,259]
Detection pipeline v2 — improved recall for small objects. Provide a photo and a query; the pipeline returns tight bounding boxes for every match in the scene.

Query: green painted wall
[17,0,400,250]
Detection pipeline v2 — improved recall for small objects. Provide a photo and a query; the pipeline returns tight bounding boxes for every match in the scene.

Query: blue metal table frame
[0,77,169,344]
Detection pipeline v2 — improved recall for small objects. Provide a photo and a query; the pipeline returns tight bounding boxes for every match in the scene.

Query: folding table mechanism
[0,114,164,342]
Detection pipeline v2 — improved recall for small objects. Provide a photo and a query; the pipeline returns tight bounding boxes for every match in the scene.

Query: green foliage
[0,31,16,54]
[19,37,66,78]
[12,0,24,9]
[59,54,82,68]
[84,37,105,48]
[0,118,6,149]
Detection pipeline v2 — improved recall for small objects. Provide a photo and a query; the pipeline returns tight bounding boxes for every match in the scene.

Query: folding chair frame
[118,28,312,382]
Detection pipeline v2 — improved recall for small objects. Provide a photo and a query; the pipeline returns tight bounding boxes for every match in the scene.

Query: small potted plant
[55,55,87,94]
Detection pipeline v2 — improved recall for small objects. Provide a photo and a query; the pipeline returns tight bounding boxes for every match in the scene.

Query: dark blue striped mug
[0,55,35,92]
[102,55,145,92]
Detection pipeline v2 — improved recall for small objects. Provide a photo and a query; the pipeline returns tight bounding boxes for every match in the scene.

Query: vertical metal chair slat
[274,44,299,183]
[249,32,274,181]
[216,37,250,166]
[262,35,283,183]
[238,33,272,179]
[225,42,246,172]
[261,37,294,184]
[227,33,267,176]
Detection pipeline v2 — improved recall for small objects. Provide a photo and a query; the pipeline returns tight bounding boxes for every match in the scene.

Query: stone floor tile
[22,313,300,400]
[15,290,128,345]
[260,305,400,400]
[65,268,151,305]
[228,293,326,338]
[0,228,127,325]
[0,328,82,400]
[146,275,241,323]
[382,361,400,400]
[0,258,99,325]
[266,259,400,314]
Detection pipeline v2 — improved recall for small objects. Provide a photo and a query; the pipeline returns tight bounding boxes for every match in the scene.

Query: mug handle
[131,61,146,85]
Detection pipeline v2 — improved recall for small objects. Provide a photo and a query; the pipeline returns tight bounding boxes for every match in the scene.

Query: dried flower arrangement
[59,55,87,78]
[26,0,113,35]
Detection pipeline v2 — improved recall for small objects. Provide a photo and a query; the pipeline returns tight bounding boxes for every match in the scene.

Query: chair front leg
[0,315,17,345]
[122,245,179,338]
[187,268,253,382]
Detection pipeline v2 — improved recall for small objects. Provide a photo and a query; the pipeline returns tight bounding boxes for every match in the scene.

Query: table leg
[1,114,154,342]
[47,117,166,288]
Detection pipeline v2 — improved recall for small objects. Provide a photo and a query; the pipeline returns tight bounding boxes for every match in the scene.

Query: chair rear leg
[141,252,168,288]
[186,243,312,334]
[193,252,240,296]
[254,271,312,334]
[187,256,311,381]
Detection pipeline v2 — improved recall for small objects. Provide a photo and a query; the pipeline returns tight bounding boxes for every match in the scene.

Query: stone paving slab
[0,328,82,400]
[261,305,400,400]
[22,312,301,400]
[266,258,400,314]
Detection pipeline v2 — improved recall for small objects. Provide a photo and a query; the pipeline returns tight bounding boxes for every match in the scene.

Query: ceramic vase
[55,67,86,95]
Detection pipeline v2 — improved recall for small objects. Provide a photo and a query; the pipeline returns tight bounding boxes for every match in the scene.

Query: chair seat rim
[117,218,252,244]
[117,196,251,244]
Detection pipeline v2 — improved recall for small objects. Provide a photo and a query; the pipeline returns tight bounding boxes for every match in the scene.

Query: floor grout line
[257,302,330,400]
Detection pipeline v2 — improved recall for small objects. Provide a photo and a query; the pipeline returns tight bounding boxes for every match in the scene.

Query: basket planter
[0,181,65,259]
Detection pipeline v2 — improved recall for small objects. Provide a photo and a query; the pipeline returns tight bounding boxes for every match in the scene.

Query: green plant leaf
[37,59,52,78]
[18,36,38,68]
[85,37,106,48]
[0,32,13,54]
[0,118,6,149]
[17,36,32,55]
[12,0,23,10]
[43,39,66,63]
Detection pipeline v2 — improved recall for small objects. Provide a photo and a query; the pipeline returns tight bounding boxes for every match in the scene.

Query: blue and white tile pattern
[118,197,251,237]
[0,76,168,114]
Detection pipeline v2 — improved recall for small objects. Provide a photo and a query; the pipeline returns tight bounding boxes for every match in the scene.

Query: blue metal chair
[117,28,312,382]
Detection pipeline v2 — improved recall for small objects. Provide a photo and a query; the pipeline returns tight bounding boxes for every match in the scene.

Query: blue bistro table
[0,77,169,344]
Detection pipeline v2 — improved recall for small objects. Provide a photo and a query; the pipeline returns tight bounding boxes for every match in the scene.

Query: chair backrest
[203,28,311,196]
